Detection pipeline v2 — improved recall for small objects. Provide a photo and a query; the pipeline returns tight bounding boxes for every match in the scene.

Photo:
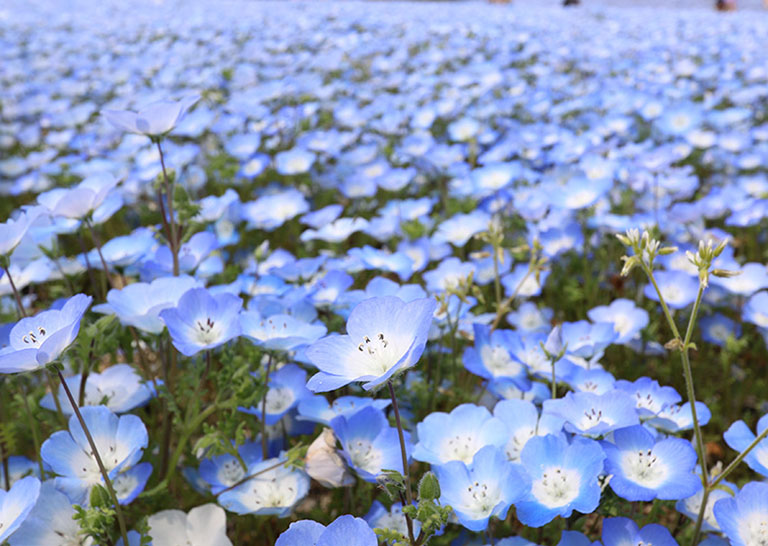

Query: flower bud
[305,428,354,488]
[418,471,441,501]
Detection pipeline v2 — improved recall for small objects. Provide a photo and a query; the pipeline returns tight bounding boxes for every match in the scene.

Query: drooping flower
[602,425,701,501]
[515,434,605,527]
[147,503,232,546]
[305,296,436,392]
[435,445,530,532]
[305,428,355,488]
[239,364,312,425]
[0,293,92,374]
[159,287,242,356]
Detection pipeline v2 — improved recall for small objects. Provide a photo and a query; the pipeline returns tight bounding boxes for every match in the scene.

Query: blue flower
[331,406,409,482]
[713,481,768,546]
[413,403,508,465]
[159,287,242,356]
[239,364,312,425]
[677,474,737,532]
[276,515,377,546]
[432,211,491,247]
[40,364,155,415]
[515,435,605,527]
[543,391,639,436]
[40,405,148,505]
[614,377,681,418]
[147,503,233,546]
[0,207,44,256]
[699,314,741,347]
[603,425,700,501]
[648,401,711,433]
[364,501,421,543]
[102,95,200,137]
[199,441,263,494]
[0,476,40,544]
[0,293,91,373]
[0,456,39,490]
[217,456,309,517]
[241,189,310,231]
[560,321,618,359]
[601,517,678,546]
[240,311,326,351]
[643,271,699,310]
[7,482,79,546]
[723,414,768,478]
[435,445,530,532]
[493,399,564,462]
[112,462,153,505]
[305,296,436,392]
[587,298,649,344]
[463,324,529,387]
[275,148,316,175]
[297,395,390,425]
[98,275,202,334]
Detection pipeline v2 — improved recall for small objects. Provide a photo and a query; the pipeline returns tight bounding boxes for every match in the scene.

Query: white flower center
[219,459,246,486]
[505,427,535,462]
[744,512,768,546]
[113,471,139,500]
[613,314,632,337]
[357,332,399,374]
[531,466,581,508]
[442,433,479,464]
[461,479,500,517]
[576,406,611,431]
[194,316,220,344]
[20,325,48,346]
[248,470,302,509]
[265,387,295,415]
[347,439,382,474]
[621,448,668,488]
[480,344,523,378]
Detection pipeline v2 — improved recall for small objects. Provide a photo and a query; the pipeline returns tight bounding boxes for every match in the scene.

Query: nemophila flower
[506,302,552,333]
[275,148,316,175]
[159,288,242,356]
[516,435,605,527]
[217,456,309,517]
[0,260,53,299]
[0,476,40,544]
[463,324,529,386]
[448,117,480,142]
[677,474,737,532]
[550,177,612,210]
[567,368,616,394]
[297,395,390,425]
[743,291,768,328]
[102,95,200,137]
[435,445,530,532]
[240,364,312,425]
[148,503,232,546]
[560,320,618,359]
[543,391,639,437]
[502,263,550,299]
[98,275,202,334]
[309,270,355,307]
[0,456,39,490]
[0,207,44,256]
[700,314,741,347]
[112,463,153,505]
[7,482,86,546]
[413,403,507,465]
[712,262,768,296]
[600,517,677,546]
[142,231,219,278]
[423,257,475,293]
[557,530,592,546]
[240,311,326,351]
[41,405,148,504]
[41,364,155,415]
[364,501,421,542]
[505,331,574,384]
[241,189,310,231]
[723,414,768,478]
[199,441,263,494]
[587,299,649,344]
[331,406,409,482]
[348,246,415,281]
[37,173,119,219]
[0,293,91,374]
[494,399,564,462]
[602,425,700,501]
[648,401,711,433]
[432,210,491,247]
[276,515,377,546]
[80,227,156,270]
[614,377,681,418]
[643,271,699,310]
[305,296,436,392]
[301,204,343,228]
[713,482,768,546]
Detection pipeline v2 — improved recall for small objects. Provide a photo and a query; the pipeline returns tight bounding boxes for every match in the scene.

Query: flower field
[2,1,768,545]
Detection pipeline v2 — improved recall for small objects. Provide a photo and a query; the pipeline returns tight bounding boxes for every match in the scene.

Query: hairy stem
[387,381,416,546]
[155,139,180,276]
[3,266,26,318]
[261,355,273,459]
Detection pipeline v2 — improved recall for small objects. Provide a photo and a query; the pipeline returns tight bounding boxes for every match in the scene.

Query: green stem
[711,425,768,489]
[387,381,416,546]
[550,357,557,399]
[155,139,180,276]
[3,265,26,318]
[56,369,129,546]
[261,355,273,460]
[20,382,45,479]
[491,263,534,331]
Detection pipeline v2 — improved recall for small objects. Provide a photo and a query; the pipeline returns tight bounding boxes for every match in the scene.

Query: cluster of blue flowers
[1,0,768,544]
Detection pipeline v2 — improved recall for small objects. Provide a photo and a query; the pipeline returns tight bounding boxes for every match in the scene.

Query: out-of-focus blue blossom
[0,476,40,544]
[723,414,768,478]
[103,95,200,137]
[587,299,649,345]
[463,324,529,388]
[643,271,699,310]
[600,517,678,546]
[297,395,390,426]
[713,482,768,546]
[239,364,312,425]
[276,515,377,546]
[241,189,310,231]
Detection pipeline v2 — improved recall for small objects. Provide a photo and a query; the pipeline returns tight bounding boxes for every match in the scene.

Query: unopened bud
[711,269,741,279]
[305,428,354,488]
[418,471,441,501]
